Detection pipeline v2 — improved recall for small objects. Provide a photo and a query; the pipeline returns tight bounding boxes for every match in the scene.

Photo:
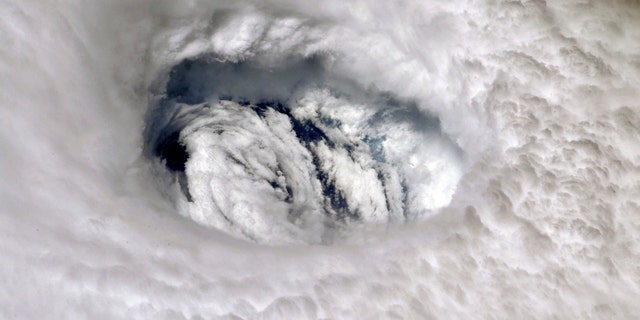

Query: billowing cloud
[2,0,640,318]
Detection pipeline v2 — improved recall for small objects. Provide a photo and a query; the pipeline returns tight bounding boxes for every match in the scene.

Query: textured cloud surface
[2,0,640,318]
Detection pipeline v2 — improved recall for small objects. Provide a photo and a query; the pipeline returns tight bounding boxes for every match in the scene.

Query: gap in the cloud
[143,55,465,244]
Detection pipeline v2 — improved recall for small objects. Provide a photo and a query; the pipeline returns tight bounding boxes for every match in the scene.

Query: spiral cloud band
[2,0,640,318]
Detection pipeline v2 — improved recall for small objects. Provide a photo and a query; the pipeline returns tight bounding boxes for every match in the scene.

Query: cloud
[2,0,640,318]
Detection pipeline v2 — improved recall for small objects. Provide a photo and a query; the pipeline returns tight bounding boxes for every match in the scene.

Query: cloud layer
[2,0,640,318]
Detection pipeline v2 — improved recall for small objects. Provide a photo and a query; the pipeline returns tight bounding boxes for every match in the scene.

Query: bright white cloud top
[1,0,640,318]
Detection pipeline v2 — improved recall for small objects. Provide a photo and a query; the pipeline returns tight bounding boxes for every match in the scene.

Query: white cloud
[2,0,640,318]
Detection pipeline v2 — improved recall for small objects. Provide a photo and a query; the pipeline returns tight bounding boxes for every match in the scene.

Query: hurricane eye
[145,56,464,245]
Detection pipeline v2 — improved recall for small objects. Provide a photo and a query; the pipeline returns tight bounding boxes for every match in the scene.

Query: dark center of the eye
[155,131,189,172]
